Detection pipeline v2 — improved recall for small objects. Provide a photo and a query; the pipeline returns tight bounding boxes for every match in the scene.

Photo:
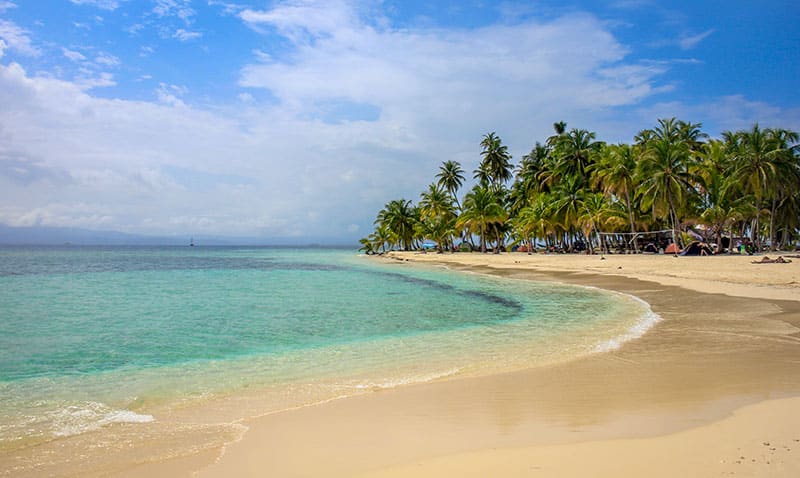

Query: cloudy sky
[0,1,798,242]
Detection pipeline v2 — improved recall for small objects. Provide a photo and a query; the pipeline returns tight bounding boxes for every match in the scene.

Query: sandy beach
[122,251,800,477]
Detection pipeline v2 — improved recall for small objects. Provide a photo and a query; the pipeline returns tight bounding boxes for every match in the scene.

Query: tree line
[361,118,800,255]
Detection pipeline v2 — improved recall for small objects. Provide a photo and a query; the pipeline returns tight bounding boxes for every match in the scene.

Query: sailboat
[189,237,195,247]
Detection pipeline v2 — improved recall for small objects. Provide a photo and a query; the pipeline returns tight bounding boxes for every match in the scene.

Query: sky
[0,0,798,243]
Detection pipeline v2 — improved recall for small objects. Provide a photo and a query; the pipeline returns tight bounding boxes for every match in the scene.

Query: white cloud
[75,71,116,89]
[209,0,246,16]
[173,29,202,42]
[237,2,660,151]
[69,0,122,10]
[678,29,714,50]
[126,23,145,35]
[0,1,17,13]
[156,82,188,107]
[153,0,195,23]
[0,19,40,57]
[95,52,120,67]
[63,48,87,62]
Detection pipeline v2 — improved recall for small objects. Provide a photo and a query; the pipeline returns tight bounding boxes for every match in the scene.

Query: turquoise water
[0,246,656,450]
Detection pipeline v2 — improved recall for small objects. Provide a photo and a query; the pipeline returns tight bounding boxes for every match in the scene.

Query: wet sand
[172,252,800,477]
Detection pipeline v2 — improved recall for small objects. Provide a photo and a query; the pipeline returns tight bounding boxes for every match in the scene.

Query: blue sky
[0,1,798,241]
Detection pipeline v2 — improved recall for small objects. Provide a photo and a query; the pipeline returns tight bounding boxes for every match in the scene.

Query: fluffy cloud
[0,19,40,57]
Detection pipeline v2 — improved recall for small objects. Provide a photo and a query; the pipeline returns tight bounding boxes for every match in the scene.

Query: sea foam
[49,401,153,437]
[593,293,661,353]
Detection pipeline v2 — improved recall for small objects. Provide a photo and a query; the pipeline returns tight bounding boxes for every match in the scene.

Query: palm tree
[592,143,640,251]
[763,128,799,250]
[416,215,455,254]
[515,142,549,196]
[358,237,376,255]
[511,201,550,254]
[577,193,613,254]
[553,128,602,187]
[368,223,395,253]
[727,125,796,250]
[457,186,507,253]
[375,199,418,251]
[419,183,456,252]
[435,160,465,210]
[479,132,514,187]
[419,183,455,222]
[547,121,568,147]
[636,136,697,251]
[549,175,587,250]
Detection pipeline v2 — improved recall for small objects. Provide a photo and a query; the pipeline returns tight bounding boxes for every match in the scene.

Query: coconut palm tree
[727,125,796,250]
[435,160,465,210]
[419,183,456,252]
[515,142,550,196]
[547,121,568,147]
[457,186,507,253]
[479,132,514,187]
[375,199,418,251]
[577,193,613,254]
[592,143,640,251]
[636,135,697,251]
[419,183,455,222]
[553,128,602,186]
[358,237,376,255]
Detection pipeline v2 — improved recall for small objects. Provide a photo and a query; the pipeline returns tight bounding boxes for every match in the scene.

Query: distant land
[0,224,356,247]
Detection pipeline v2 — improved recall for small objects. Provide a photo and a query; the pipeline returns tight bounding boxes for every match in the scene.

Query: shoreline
[8,251,797,476]
[181,251,800,477]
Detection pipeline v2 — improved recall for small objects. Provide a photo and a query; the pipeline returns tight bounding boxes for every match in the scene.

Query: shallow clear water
[0,246,656,450]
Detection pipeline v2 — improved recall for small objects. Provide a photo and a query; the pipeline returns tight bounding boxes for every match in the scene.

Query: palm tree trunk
[769,198,777,251]
[753,196,761,251]
[625,190,639,253]
[668,195,679,253]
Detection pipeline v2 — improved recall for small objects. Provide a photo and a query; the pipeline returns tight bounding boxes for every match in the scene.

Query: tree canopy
[362,119,800,255]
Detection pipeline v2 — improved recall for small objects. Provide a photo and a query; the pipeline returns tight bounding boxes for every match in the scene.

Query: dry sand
[160,251,800,478]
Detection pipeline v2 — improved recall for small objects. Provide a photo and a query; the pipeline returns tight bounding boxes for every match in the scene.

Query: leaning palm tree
[358,237,376,255]
[457,186,508,253]
[435,160,465,210]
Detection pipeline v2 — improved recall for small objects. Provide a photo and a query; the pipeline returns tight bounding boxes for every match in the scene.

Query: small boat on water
[190,237,195,247]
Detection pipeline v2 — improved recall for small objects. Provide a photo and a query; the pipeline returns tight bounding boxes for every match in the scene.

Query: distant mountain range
[0,224,356,247]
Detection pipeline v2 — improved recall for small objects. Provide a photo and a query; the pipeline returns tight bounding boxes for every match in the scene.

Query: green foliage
[362,120,800,255]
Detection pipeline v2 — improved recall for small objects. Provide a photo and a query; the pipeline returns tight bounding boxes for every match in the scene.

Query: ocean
[0,246,657,474]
